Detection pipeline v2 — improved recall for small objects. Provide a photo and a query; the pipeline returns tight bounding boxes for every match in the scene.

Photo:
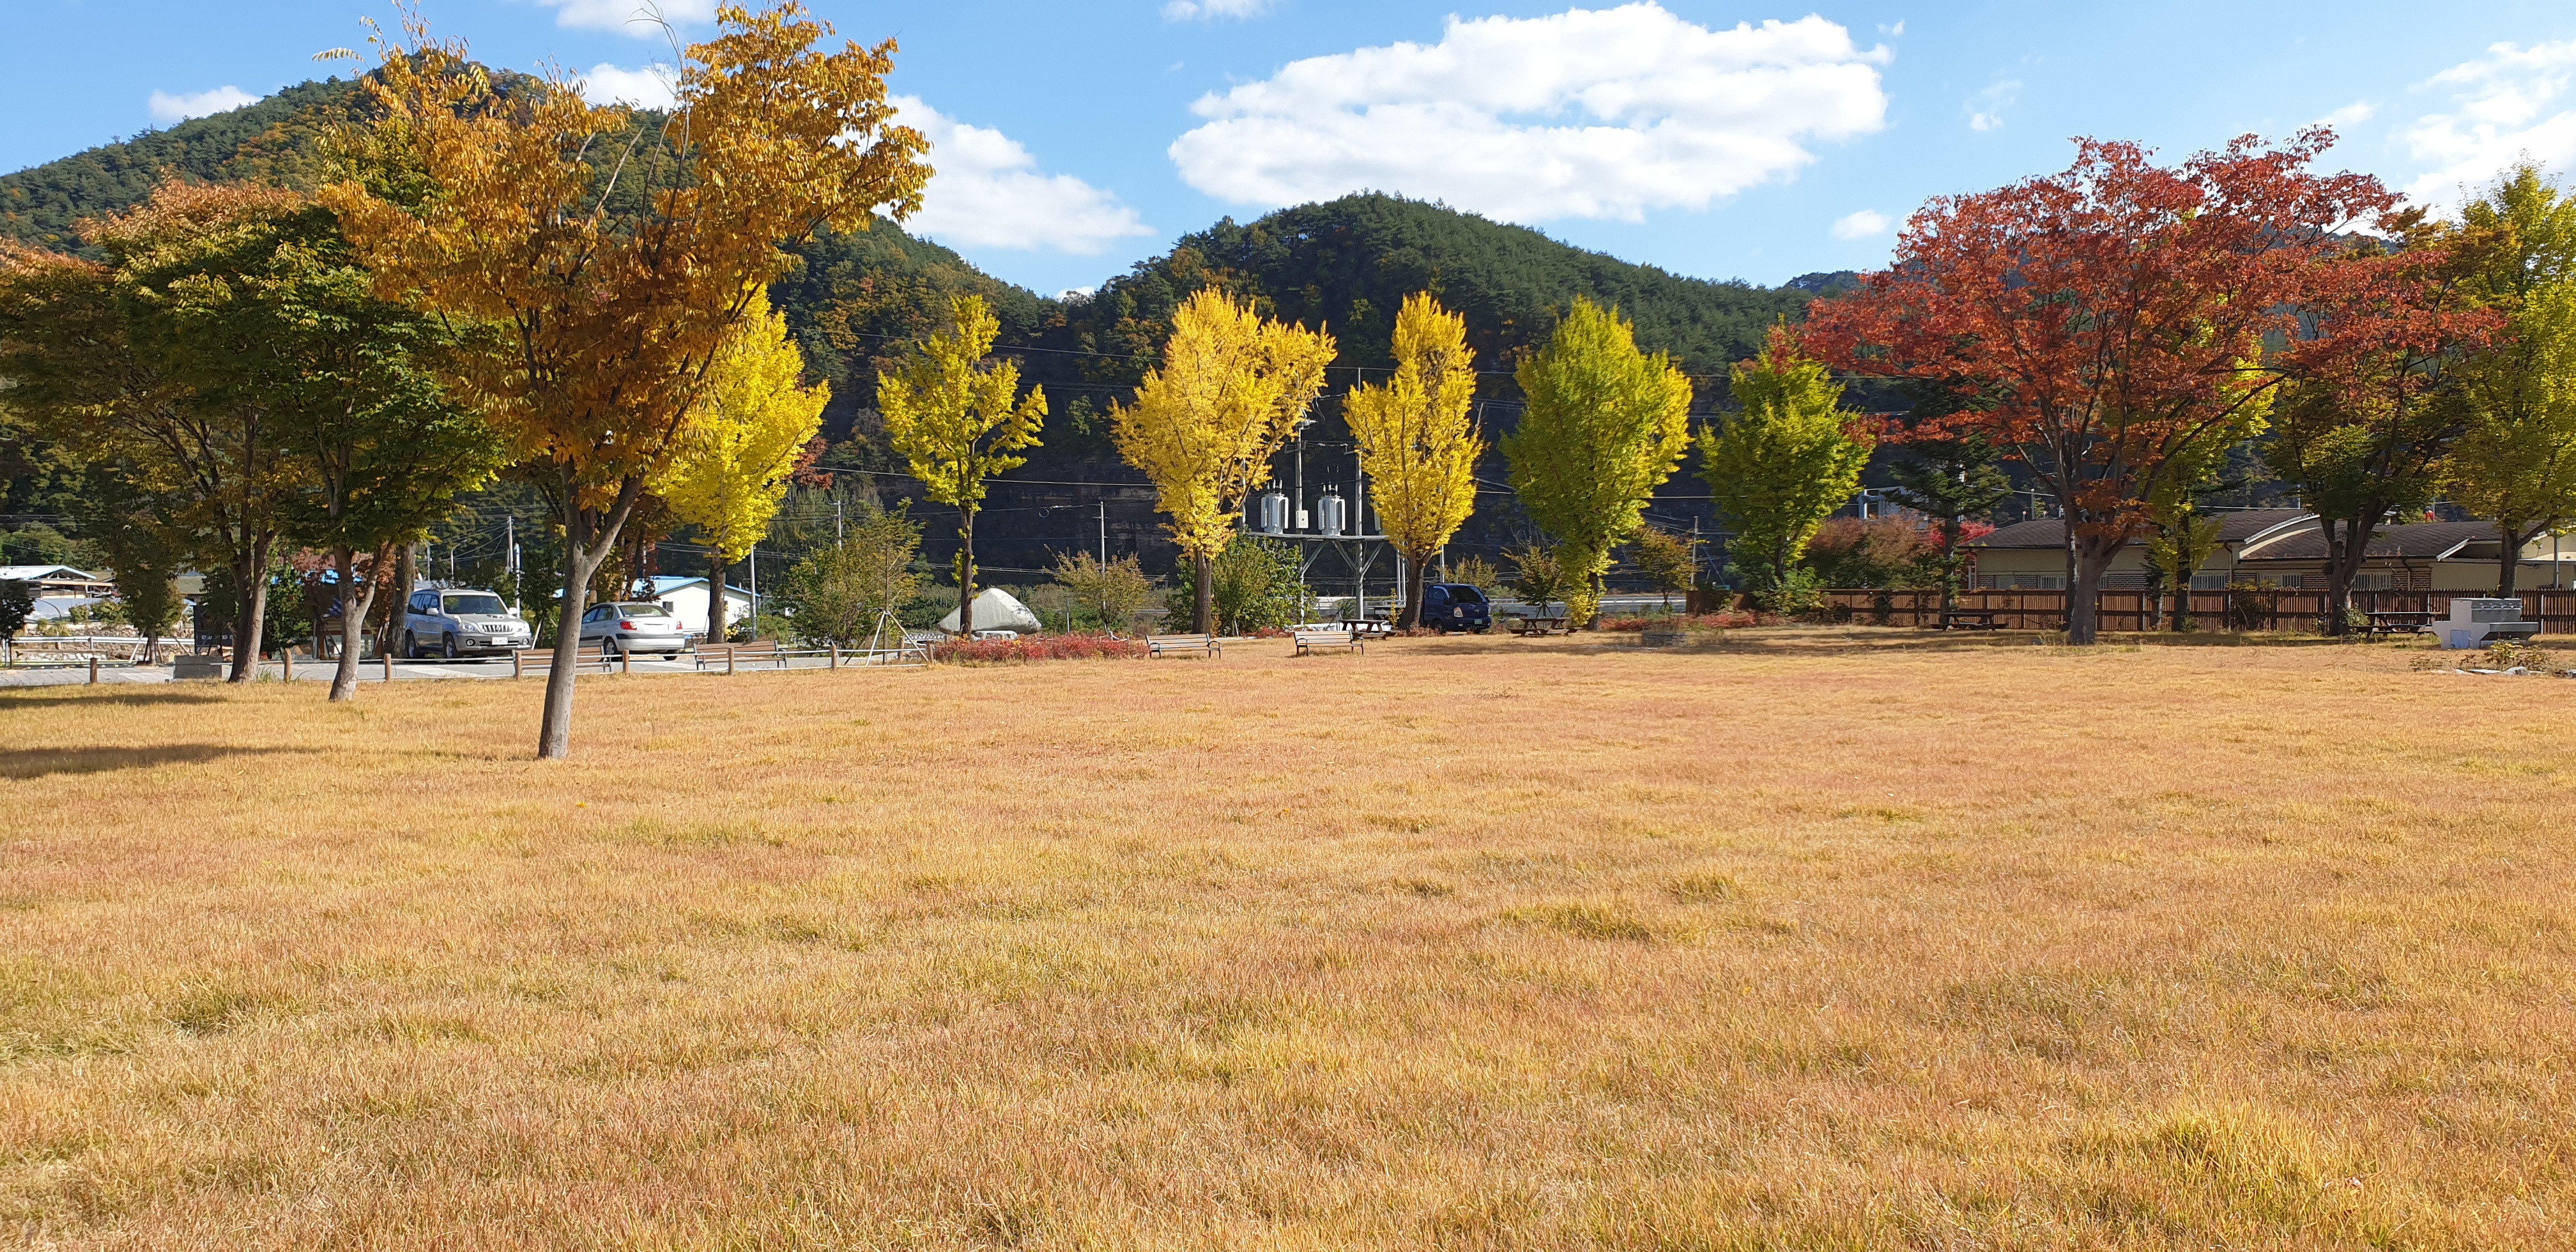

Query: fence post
[829,643,839,669]
[512,650,523,680]
[382,651,392,683]
[726,648,736,677]
[88,656,98,685]
[282,650,292,682]
[622,646,632,675]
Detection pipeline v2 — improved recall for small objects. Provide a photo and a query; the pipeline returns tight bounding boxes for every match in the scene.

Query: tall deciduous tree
[1811,132,2400,643]
[325,3,929,758]
[876,293,1043,637]
[2439,164,2576,597]
[1346,292,1483,629]
[658,288,830,644]
[1503,297,1692,628]
[2267,226,2491,632]
[0,187,304,681]
[1111,288,1333,634]
[1699,325,1874,595]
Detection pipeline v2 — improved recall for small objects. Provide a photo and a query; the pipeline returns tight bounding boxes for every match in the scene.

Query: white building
[640,575,754,640]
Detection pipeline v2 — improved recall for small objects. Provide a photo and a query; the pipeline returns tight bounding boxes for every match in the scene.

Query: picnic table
[1510,615,1570,636]
[2360,610,2433,639]
[1938,609,2002,631]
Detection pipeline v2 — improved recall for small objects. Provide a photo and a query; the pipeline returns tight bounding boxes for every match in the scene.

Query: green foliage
[1051,552,1158,635]
[0,581,30,637]
[773,501,922,646]
[1503,298,1694,626]
[1883,427,2011,601]
[1749,566,1825,616]
[1503,544,1569,611]
[1627,527,1697,604]
[1446,554,1503,596]
[1803,517,1936,589]
[1163,536,1302,634]
[1701,328,1875,592]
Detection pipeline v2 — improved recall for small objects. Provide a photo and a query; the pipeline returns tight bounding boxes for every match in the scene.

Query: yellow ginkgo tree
[1112,289,1335,634]
[655,289,829,643]
[1346,292,1484,629]
[877,293,1045,637]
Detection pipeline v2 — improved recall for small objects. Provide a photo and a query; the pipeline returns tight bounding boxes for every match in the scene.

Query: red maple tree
[1808,130,2402,643]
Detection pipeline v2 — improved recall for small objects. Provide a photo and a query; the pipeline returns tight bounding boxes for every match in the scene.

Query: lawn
[3,630,2571,1249]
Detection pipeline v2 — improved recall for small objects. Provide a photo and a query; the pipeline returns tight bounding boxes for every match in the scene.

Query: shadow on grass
[1393,626,2385,659]
[0,744,314,780]
[0,689,229,710]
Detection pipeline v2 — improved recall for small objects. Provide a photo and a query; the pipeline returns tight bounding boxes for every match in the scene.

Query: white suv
[402,588,532,659]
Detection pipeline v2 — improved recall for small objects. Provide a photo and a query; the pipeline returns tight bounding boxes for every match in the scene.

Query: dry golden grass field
[3,629,2573,1250]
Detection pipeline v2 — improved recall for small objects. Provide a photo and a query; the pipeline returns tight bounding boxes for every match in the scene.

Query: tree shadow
[0,744,313,780]
[0,689,229,710]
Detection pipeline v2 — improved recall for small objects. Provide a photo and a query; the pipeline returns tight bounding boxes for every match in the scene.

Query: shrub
[1804,515,1938,588]
[1163,537,1302,635]
[931,632,1149,664]
[1596,611,1756,632]
[1051,552,1158,635]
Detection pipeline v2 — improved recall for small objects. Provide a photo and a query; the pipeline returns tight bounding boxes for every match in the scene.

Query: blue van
[1416,583,1492,632]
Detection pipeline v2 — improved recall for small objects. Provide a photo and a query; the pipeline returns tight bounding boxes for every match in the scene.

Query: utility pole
[505,515,519,615]
[1098,500,1107,566]
[835,498,845,548]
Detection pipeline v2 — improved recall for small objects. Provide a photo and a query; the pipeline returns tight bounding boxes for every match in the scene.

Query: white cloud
[1167,4,1890,224]
[1830,208,1891,240]
[2318,100,2376,129]
[578,63,677,109]
[895,96,1154,255]
[1965,78,2019,132]
[148,86,257,125]
[1163,0,1271,19]
[2399,40,2576,208]
[539,0,715,37]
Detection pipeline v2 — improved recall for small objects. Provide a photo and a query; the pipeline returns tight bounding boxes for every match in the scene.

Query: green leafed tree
[877,293,1043,637]
[774,499,922,648]
[1502,296,1692,628]
[1699,326,1875,597]
[2441,164,2576,596]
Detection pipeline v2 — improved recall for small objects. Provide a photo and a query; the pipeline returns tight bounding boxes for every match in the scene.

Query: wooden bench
[1147,633,1222,659]
[1939,610,2002,631]
[697,640,785,673]
[1292,629,1364,657]
[511,646,615,677]
[1508,615,1569,636]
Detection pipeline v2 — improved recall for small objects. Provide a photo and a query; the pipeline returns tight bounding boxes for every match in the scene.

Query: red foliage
[1805,131,2445,638]
[931,634,1147,664]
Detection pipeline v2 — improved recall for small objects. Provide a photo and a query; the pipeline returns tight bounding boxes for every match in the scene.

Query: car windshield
[1445,586,1487,604]
[444,594,509,616]
[617,604,671,618]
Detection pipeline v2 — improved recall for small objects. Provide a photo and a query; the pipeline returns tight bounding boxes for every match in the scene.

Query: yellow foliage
[876,294,1045,513]
[654,289,828,563]
[1112,289,1335,564]
[1347,293,1483,569]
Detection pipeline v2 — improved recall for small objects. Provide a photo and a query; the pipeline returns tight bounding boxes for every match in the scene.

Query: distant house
[1964,511,2574,592]
[638,575,753,639]
[0,564,115,598]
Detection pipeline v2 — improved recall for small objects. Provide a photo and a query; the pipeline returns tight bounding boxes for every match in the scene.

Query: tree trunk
[1399,549,1428,629]
[227,536,272,683]
[1193,552,1213,635]
[2321,516,2368,637]
[2145,574,2165,632]
[379,544,416,661]
[708,550,730,644]
[2497,521,2526,597]
[328,544,378,703]
[2064,535,2121,645]
[537,476,645,761]
[958,510,977,637]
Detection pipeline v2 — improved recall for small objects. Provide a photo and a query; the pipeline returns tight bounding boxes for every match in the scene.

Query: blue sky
[8,1,2576,296]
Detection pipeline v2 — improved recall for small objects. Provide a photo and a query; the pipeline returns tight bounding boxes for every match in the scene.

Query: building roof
[0,564,102,582]
[2237,519,2500,562]
[1966,509,2310,551]
[642,575,752,597]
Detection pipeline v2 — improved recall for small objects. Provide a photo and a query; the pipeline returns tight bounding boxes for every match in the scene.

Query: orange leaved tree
[323,3,928,757]
[1809,132,2399,643]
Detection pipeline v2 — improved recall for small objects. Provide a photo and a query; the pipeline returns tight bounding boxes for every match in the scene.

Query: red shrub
[931,634,1148,664]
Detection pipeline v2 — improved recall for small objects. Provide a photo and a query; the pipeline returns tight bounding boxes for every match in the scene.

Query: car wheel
[402,630,418,659]
[441,632,459,660]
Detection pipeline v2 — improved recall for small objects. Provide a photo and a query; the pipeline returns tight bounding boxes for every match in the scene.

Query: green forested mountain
[1,82,1864,577]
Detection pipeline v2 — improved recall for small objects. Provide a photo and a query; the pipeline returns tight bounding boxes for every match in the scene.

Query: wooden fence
[1819,588,2576,635]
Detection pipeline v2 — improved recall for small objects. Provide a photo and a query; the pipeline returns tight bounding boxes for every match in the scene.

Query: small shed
[641,575,754,640]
